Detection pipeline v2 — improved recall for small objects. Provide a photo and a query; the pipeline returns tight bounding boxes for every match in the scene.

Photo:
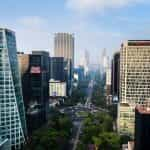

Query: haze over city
[1,1,150,150]
[1,0,150,65]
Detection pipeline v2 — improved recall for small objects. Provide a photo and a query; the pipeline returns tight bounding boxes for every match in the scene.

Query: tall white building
[54,33,74,66]
[54,33,74,95]
[100,48,109,74]
[83,50,90,75]
[106,67,111,86]
[118,40,150,137]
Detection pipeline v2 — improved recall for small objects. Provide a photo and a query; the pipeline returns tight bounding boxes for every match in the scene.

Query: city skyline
[1,0,150,65]
[2,1,150,149]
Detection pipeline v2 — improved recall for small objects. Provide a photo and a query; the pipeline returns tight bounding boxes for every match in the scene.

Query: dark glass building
[50,57,65,81]
[18,51,50,134]
[64,59,73,96]
[111,52,120,102]
[54,33,75,96]
[0,28,27,150]
[28,51,49,132]
[135,105,150,150]
[50,57,72,96]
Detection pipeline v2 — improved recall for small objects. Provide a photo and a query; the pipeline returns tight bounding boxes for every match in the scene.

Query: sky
[1,0,150,65]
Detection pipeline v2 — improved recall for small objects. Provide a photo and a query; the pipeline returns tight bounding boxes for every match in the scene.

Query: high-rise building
[54,33,74,95]
[17,52,30,76]
[84,50,90,75]
[17,53,30,111]
[18,51,50,133]
[118,40,150,137]
[135,101,150,150]
[54,33,74,66]
[111,52,120,102]
[100,48,108,74]
[106,66,112,104]
[50,57,65,82]
[28,51,50,132]
[106,67,111,87]
[74,66,85,82]
[0,28,27,149]
[64,59,72,95]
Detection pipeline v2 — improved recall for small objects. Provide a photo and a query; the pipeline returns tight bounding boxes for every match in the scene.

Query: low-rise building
[118,103,135,137]
[49,79,67,97]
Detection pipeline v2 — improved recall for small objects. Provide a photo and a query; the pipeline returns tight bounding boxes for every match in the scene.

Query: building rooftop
[32,51,49,56]
[49,79,66,83]
[128,40,150,46]
[0,28,15,34]
[128,40,150,41]
[122,40,150,47]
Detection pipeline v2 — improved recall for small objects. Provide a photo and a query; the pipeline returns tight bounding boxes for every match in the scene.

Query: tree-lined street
[24,73,122,150]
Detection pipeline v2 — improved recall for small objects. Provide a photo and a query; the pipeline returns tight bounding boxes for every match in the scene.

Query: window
[0,32,3,45]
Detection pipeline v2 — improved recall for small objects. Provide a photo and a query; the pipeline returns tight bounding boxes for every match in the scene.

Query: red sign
[30,67,41,74]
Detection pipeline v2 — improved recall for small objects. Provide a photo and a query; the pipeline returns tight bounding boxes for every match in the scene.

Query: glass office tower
[0,28,26,149]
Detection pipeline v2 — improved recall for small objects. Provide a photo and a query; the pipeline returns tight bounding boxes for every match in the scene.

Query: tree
[91,73,106,108]
[120,135,131,145]
[24,112,73,150]
[77,143,86,150]
[92,136,101,150]
[108,104,118,120]
[93,132,120,150]
[80,112,120,150]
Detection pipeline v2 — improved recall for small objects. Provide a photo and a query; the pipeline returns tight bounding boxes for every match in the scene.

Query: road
[59,80,108,150]
[72,80,94,150]
[72,122,82,150]
[85,80,94,108]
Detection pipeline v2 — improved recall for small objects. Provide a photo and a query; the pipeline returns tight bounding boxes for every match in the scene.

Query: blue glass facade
[0,28,26,149]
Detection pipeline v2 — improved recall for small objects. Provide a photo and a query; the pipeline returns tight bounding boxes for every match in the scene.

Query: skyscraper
[29,51,50,132]
[84,50,90,75]
[17,52,30,77]
[100,48,108,74]
[50,57,65,82]
[106,66,112,104]
[54,33,74,95]
[18,51,50,133]
[0,28,26,149]
[118,40,150,137]
[111,52,120,102]
[54,33,74,66]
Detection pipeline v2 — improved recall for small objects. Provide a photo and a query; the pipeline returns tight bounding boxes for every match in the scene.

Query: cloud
[66,0,145,14]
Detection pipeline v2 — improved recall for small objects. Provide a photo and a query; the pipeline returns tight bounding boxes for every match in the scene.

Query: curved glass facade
[0,28,26,149]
